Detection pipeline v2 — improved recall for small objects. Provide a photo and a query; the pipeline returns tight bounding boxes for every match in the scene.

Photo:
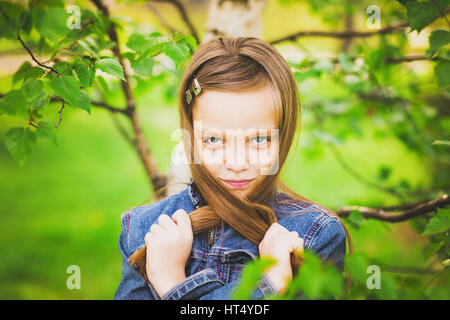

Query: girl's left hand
[144,209,193,298]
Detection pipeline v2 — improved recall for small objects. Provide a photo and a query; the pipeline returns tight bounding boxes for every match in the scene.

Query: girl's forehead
[192,88,278,130]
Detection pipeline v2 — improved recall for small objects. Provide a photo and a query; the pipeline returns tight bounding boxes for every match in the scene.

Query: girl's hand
[144,209,193,298]
[258,222,304,295]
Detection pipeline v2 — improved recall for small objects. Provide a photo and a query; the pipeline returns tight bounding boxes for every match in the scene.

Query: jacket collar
[187,177,207,208]
[187,177,277,209]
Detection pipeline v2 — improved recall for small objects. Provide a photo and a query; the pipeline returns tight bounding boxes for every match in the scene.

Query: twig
[145,2,182,35]
[269,21,410,45]
[17,34,61,77]
[55,101,65,128]
[54,100,65,129]
[336,194,449,222]
[269,7,450,45]
[149,0,200,43]
[431,0,450,29]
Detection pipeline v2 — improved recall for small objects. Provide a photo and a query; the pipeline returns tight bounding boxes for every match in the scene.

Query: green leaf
[13,61,32,85]
[48,74,80,107]
[36,121,58,146]
[162,41,190,65]
[286,251,344,299]
[127,33,150,52]
[435,60,450,86]
[131,56,154,76]
[75,90,91,114]
[0,1,23,39]
[127,32,169,55]
[232,256,276,300]
[96,75,109,93]
[32,6,69,43]
[347,209,365,230]
[77,40,98,58]
[3,127,37,166]
[402,0,450,33]
[95,58,125,81]
[174,34,197,53]
[29,91,50,110]
[423,241,444,261]
[22,67,45,83]
[53,62,72,76]
[374,274,397,299]
[422,207,450,236]
[0,89,28,118]
[344,252,369,283]
[19,10,32,34]
[429,30,450,53]
[22,78,44,102]
[73,62,92,88]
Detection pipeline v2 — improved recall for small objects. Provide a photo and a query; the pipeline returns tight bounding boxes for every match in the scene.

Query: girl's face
[192,85,279,197]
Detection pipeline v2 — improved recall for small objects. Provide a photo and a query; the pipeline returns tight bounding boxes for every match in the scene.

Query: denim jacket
[114,178,346,300]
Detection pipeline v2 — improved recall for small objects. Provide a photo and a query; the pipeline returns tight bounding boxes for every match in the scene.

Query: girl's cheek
[254,146,279,175]
[202,148,225,166]
[249,147,274,166]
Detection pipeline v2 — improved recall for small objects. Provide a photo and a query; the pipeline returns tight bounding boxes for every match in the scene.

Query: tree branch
[91,0,167,195]
[145,2,183,36]
[149,0,200,43]
[54,100,65,129]
[336,194,449,222]
[268,21,410,45]
[17,34,61,77]
[269,7,450,45]
[431,0,450,29]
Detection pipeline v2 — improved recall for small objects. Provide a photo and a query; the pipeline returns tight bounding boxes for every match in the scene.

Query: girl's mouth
[221,179,254,189]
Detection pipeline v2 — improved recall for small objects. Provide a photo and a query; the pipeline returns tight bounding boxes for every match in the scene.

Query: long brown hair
[129,36,353,298]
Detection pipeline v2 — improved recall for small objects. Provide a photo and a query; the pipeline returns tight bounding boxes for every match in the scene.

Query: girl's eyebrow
[202,128,276,135]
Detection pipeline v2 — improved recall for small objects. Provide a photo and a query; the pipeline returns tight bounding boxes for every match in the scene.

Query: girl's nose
[225,145,249,172]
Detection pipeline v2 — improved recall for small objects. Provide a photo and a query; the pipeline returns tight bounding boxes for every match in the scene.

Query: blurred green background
[0,0,448,299]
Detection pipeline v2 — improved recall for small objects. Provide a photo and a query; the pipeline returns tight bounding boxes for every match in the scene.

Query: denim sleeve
[159,268,225,300]
[113,211,160,300]
[307,217,347,274]
[161,267,278,300]
[198,273,279,300]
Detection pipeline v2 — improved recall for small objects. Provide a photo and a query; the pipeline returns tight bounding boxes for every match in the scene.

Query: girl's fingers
[172,209,192,231]
[157,214,176,230]
[268,223,287,237]
[144,232,151,244]
[289,231,299,238]
[288,237,304,253]
[150,223,164,235]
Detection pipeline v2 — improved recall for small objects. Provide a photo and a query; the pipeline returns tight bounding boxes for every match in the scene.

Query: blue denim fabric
[114,178,346,300]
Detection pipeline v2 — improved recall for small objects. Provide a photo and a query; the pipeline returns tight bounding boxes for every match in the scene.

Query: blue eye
[203,136,223,145]
[251,136,269,144]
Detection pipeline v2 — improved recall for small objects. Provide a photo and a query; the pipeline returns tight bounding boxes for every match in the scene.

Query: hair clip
[192,78,201,96]
[185,88,192,104]
[185,76,201,104]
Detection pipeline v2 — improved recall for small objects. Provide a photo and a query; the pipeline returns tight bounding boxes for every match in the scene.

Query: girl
[114,36,352,300]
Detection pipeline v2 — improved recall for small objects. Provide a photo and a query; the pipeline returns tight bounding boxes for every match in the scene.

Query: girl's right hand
[258,222,304,295]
